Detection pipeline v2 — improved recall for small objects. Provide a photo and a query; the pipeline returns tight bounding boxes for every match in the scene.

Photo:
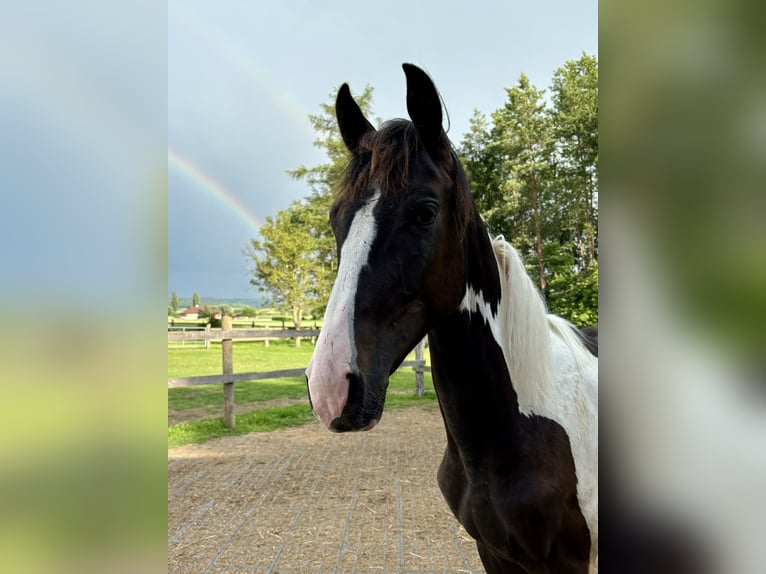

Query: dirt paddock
[168,405,486,573]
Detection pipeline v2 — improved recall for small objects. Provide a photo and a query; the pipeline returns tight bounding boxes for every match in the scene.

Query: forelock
[334,119,475,240]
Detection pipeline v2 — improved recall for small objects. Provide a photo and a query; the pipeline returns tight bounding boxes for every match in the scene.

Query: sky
[168,0,597,300]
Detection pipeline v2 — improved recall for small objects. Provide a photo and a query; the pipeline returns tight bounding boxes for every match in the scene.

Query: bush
[547,263,599,327]
[239,306,258,317]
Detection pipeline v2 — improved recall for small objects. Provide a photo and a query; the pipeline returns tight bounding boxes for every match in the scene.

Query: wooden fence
[167,324,210,348]
[168,316,429,428]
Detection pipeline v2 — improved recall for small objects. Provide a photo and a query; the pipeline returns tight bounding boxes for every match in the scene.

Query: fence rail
[167,324,210,348]
[167,361,429,389]
[167,328,320,342]
[168,368,307,388]
[167,318,429,428]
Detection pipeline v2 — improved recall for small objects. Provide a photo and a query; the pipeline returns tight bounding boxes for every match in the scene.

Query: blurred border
[0,3,167,573]
[601,0,765,572]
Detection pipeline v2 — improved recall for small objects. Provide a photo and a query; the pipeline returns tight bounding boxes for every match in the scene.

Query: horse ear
[402,63,444,150]
[336,83,375,154]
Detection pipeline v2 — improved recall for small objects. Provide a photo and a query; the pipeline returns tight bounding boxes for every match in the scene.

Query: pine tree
[550,54,598,271]
[288,85,376,199]
[491,73,554,292]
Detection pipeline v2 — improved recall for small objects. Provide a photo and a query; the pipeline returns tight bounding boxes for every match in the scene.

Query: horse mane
[491,236,596,414]
[335,119,474,238]
[336,119,414,208]
[491,237,555,412]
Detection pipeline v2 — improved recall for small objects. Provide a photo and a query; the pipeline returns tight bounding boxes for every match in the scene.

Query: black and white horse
[305,64,598,573]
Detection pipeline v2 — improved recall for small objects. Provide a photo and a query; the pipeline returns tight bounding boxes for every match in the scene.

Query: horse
[305,64,598,574]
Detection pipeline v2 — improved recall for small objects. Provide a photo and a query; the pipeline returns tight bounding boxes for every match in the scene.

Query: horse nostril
[345,367,365,412]
[346,368,362,388]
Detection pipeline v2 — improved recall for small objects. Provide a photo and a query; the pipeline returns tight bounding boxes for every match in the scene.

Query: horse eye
[415,203,438,226]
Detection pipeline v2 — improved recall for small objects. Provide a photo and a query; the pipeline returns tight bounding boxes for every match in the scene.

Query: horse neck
[427,221,557,469]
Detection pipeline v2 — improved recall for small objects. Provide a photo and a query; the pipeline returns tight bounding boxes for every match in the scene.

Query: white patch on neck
[458,285,503,359]
[458,279,551,418]
[306,191,380,427]
[458,236,599,564]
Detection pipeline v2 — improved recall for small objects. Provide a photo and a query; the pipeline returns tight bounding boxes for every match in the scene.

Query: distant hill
[169,295,264,309]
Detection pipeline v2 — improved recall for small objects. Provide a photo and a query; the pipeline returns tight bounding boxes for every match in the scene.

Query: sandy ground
[168,405,486,573]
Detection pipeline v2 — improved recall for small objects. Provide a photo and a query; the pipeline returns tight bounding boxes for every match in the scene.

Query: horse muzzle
[306,365,381,432]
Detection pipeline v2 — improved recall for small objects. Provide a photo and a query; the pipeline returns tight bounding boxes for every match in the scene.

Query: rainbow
[168,146,263,232]
[170,0,314,139]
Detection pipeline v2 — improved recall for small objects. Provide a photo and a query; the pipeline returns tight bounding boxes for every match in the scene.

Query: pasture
[167,339,435,447]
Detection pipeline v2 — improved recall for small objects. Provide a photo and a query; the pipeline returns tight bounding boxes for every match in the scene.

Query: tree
[550,53,598,271]
[491,74,555,291]
[171,291,179,312]
[546,262,599,327]
[288,85,376,199]
[460,109,506,231]
[199,305,221,328]
[246,201,324,328]
[239,306,258,318]
[192,292,200,307]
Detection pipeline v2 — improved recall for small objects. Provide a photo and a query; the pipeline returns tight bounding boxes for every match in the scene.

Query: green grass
[168,338,436,448]
[168,339,431,410]
[169,378,308,410]
[167,387,438,449]
[168,338,315,378]
[168,339,317,412]
[168,404,317,448]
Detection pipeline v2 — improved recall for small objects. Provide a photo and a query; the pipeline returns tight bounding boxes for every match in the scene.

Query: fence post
[204,324,211,349]
[221,315,235,428]
[414,339,425,397]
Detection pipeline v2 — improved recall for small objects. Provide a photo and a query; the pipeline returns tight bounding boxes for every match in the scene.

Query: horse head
[305,64,474,431]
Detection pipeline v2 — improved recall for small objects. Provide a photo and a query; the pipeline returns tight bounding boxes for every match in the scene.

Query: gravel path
[168,405,486,573]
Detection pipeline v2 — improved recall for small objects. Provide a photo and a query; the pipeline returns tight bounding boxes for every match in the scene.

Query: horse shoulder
[480,460,589,572]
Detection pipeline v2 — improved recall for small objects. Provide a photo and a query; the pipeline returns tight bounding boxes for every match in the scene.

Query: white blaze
[306,191,380,427]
